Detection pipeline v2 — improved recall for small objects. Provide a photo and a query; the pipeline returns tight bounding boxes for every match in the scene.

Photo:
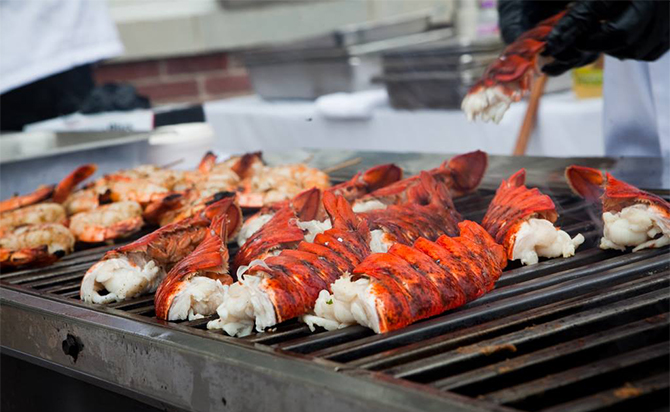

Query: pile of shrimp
[0,151,332,269]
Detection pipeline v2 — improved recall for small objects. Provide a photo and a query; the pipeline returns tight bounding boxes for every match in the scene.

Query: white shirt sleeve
[0,0,124,94]
[603,52,670,158]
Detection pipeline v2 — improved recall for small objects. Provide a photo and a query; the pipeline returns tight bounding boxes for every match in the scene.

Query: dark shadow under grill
[2,188,668,412]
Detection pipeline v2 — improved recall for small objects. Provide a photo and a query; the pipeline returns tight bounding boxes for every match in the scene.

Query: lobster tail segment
[507,168,526,188]
[360,164,403,192]
[154,212,232,321]
[482,169,583,265]
[565,165,605,203]
[446,150,488,195]
[203,195,243,239]
[322,191,367,233]
[291,187,322,222]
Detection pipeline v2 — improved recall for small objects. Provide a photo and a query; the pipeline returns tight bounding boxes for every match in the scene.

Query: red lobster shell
[351,220,506,333]
[462,12,566,123]
[233,187,322,269]
[154,213,233,320]
[482,169,557,259]
[104,195,241,273]
[246,191,371,325]
[361,171,463,243]
[357,150,487,205]
[565,165,670,215]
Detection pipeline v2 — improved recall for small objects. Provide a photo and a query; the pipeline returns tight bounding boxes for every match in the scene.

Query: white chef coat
[0,0,123,94]
[603,52,670,158]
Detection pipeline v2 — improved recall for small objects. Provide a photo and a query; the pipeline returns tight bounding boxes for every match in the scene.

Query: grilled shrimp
[0,186,54,214]
[239,164,330,207]
[0,223,75,268]
[64,165,182,213]
[107,179,172,205]
[0,203,67,236]
[69,201,144,243]
[0,164,96,214]
[62,185,112,215]
[106,165,184,189]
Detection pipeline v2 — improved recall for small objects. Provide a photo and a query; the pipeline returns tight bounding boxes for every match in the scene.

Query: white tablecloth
[204,91,604,157]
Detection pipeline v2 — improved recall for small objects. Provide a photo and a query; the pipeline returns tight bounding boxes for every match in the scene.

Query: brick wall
[93,52,252,106]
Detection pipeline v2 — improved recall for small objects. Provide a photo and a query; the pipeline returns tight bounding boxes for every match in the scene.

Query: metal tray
[244,28,454,100]
[0,131,150,199]
[244,12,432,56]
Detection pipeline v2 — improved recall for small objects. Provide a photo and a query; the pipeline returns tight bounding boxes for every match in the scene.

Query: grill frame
[2,151,669,412]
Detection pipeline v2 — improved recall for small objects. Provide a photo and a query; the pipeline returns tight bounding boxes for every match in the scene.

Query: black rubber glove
[497,0,569,44]
[497,0,598,76]
[545,0,669,62]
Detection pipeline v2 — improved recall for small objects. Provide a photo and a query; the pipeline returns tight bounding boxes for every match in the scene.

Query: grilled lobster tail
[233,187,322,269]
[211,174,473,336]
[208,192,371,336]
[309,221,506,334]
[264,192,371,324]
[329,163,403,201]
[80,196,242,304]
[356,151,487,207]
[462,11,566,123]
[154,213,233,321]
[565,166,670,252]
[482,169,583,265]
[362,172,462,246]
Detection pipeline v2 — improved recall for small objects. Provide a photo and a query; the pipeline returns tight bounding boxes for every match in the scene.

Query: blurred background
[1,0,606,160]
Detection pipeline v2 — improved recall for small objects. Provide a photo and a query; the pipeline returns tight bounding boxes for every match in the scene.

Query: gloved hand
[497,0,598,75]
[497,0,568,44]
[545,0,670,62]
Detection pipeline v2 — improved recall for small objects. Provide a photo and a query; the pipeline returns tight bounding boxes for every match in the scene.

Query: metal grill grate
[2,188,668,412]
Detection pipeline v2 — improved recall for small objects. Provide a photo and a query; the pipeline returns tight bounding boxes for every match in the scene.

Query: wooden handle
[321,157,362,174]
[513,75,548,156]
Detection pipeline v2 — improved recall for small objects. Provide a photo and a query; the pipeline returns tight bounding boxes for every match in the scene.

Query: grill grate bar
[387,289,668,379]
[0,244,115,280]
[430,312,668,391]
[495,248,611,288]
[467,248,667,309]
[23,272,87,289]
[349,271,669,370]
[272,325,372,350]
[108,295,155,309]
[483,341,669,405]
[61,290,81,299]
[127,306,155,316]
[244,322,317,345]
[40,281,81,294]
[6,262,92,285]
[540,373,669,412]
[181,317,215,328]
[287,251,668,359]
